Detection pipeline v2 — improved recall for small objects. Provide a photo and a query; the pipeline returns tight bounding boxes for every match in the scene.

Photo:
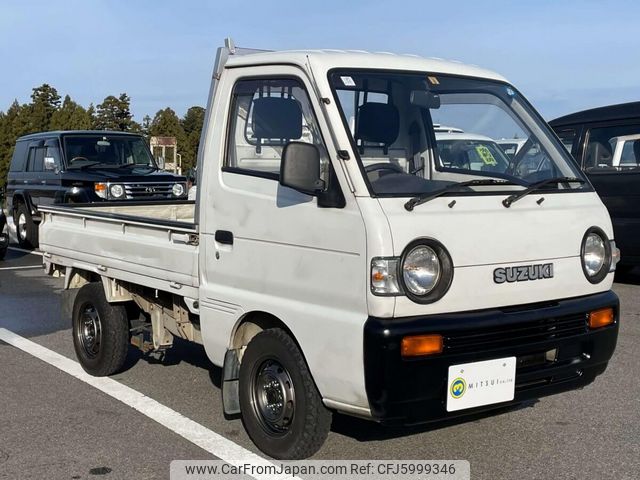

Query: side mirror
[280,142,325,196]
[44,156,57,172]
[157,156,165,170]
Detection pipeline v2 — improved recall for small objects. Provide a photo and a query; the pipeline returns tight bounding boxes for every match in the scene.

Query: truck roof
[17,130,143,142]
[225,49,508,83]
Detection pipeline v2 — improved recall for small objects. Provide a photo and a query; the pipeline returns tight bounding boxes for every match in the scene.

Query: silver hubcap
[77,305,102,358]
[252,360,295,435]
[18,213,27,241]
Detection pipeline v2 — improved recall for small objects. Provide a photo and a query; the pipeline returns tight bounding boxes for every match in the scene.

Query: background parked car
[550,102,640,272]
[6,130,188,248]
[0,187,8,260]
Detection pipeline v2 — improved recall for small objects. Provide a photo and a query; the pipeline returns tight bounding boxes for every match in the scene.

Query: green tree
[95,93,135,131]
[0,101,32,188]
[149,107,186,168]
[181,106,205,170]
[29,84,61,132]
[50,95,93,130]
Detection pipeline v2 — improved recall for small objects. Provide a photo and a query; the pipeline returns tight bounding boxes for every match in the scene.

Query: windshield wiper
[405,179,519,211]
[502,176,586,208]
[67,161,103,170]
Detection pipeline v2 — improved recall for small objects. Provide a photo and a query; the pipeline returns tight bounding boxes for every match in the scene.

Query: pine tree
[29,84,61,132]
[181,106,205,170]
[50,95,93,130]
[0,101,32,188]
[95,93,135,131]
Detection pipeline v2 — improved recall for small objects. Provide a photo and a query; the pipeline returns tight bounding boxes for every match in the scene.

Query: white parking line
[0,328,298,480]
[0,265,43,271]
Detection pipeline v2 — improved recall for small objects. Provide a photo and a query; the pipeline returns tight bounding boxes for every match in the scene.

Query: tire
[72,283,130,376]
[239,328,332,459]
[15,202,38,249]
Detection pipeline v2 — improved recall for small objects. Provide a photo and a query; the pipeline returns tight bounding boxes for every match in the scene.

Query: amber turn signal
[401,334,443,357]
[588,307,615,329]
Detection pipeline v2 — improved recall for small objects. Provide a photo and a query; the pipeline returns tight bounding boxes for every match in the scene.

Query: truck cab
[40,41,620,459]
[6,130,187,248]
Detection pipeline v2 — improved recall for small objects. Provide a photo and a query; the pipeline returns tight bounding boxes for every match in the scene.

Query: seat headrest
[356,102,400,145]
[251,97,302,140]
[588,141,613,167]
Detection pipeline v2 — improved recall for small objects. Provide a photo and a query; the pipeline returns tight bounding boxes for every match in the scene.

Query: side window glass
[27,147,45,172]
[556,129,577,155]
[585,125,640,173]
[225,77,328,179]
[44,141,62,171]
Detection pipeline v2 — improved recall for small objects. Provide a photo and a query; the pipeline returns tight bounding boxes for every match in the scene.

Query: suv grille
[123,182,176,199]
[444,313,589,353]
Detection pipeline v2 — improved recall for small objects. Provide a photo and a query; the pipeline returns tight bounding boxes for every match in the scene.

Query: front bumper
[364,290,619,425]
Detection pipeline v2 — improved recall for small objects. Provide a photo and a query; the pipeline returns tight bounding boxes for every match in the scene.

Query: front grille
[123,182,175,199]
[444,313,589,354]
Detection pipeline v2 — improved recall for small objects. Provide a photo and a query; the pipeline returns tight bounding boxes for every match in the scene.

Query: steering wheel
[69,156,89,164]
[365,163,405,175]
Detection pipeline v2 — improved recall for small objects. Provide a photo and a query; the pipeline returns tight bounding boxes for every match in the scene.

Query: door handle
[215,230,234,245]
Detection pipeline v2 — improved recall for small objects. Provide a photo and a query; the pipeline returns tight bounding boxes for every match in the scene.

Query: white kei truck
[39,39,620,459]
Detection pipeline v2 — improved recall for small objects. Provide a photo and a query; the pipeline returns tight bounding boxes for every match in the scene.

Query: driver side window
[225,77,329,180]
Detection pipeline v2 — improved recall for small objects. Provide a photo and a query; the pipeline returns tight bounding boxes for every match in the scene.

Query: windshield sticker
[340,76,356,87]
[475,145,498,166]
[427,76,440,85]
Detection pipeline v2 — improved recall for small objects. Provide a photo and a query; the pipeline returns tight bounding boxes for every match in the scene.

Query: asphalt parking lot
[1,239,639,480]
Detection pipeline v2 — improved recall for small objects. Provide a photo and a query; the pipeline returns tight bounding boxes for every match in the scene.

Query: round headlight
[109,184,124,199]
[402,246,441,295]
[399,239,454,304]
[581,228,611,283]
[172,183,185,197]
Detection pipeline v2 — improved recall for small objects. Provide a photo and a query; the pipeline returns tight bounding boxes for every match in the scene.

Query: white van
[40,40,620,459]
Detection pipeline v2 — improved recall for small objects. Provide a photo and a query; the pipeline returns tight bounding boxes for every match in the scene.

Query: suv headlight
[172,183,185,197]
[581,228,612,283]
[109,184,125,199]
[371,238,454,304]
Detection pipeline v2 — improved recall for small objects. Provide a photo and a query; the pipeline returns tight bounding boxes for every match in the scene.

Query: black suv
[550,102,640,272]
[6,130,187,248]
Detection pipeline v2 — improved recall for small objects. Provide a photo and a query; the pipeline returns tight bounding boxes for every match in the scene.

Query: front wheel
[72,283,130,376]
[15,203,38,249]
[239,328,332,459]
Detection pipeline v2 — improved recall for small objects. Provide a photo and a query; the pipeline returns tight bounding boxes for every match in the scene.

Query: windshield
[329,71,586,196]
[63,135,156,169]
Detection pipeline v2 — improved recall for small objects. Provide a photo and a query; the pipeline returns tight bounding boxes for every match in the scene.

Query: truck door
[198,66,368,396]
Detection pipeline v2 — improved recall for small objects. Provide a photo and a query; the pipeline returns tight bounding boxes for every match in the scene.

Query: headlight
[402,246,441,295]
[581,228,612,283]
[109,184,125,199]
[172,183,185,197]
[371,239,453,303]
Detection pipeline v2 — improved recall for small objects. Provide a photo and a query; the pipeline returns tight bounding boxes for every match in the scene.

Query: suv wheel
[15,203,38,249]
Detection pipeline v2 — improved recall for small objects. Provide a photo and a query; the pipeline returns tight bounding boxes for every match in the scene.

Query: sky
[1,0,638,123]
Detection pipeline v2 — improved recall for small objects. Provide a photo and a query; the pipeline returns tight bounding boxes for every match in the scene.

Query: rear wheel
[239,328,332,459]
[72,283,129,376]
[15,203,38,249]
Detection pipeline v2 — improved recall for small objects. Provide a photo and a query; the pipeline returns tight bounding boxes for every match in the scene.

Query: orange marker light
[372,271,386,282]
[94,183,107,192]
[401,334,443,358]
[588,307,615,329]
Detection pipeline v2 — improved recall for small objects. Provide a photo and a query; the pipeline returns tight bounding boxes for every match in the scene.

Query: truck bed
[39,201,199,298]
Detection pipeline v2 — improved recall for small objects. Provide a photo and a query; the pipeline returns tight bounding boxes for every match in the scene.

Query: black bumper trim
[363,291,619,425]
